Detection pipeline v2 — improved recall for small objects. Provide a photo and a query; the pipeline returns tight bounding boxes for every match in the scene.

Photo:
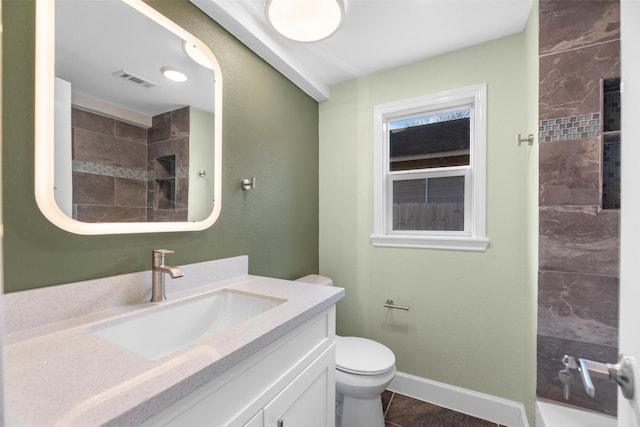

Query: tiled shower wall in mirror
[146,107,190,222]
[537,0,620,415]
[71,106,190,222]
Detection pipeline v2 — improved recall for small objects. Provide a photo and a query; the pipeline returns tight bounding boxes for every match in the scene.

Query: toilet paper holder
[384,299,409,311]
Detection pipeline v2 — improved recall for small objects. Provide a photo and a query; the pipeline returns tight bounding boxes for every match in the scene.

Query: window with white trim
[371,84,489,251]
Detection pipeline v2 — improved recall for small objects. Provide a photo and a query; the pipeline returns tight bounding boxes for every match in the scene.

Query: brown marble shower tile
[154,179,175,210]
[538,270,618,346]
[539,0,619,56]
[171,107,190,138]
[150,208,188,222]
[115,120,147,144]
[384,393,499,427]
[72,108,114,136]
[75,205,147,222]
[539,206,619,276]
[148,111,171,143]
[75,129,147,168]
[175,177,189,210]
[71,128,76,160]
[72,172,114,205]
[115,178,146,208]
[148,137,190,168]
[539,137,600,206]
[539,41,620,120]
[537,335,617,416]
[147,184,154,209]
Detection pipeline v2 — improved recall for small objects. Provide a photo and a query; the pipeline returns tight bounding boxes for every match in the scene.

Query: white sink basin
[91,289,285,360]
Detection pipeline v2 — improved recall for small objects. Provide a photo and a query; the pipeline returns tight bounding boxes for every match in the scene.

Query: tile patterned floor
[382,391,510,427]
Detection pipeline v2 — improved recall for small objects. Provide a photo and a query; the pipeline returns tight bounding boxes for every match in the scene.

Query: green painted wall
[318,12,539,423]
[2,0,319,293]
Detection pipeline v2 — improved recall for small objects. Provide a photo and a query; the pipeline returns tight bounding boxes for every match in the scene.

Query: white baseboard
[388,371,530,427]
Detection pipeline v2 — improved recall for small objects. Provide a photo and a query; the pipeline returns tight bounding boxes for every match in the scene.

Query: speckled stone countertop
[3,256,344,426]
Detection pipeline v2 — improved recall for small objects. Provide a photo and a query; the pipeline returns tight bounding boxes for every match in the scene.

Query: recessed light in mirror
[161,66,187,82]
[182,41,214,70]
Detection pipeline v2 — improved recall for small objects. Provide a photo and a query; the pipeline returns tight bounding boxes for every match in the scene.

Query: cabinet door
[263,345,335,427]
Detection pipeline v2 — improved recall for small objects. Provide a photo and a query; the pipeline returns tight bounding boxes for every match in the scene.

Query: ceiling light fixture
[182,40,214,70]
[265,0,345,43]
[160,66,187,82]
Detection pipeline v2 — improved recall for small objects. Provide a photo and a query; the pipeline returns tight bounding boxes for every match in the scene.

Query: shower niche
[602,77,621,210]
[154,155,177,210]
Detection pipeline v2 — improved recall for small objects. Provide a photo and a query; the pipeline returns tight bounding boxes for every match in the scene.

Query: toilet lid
[335,336,395,375]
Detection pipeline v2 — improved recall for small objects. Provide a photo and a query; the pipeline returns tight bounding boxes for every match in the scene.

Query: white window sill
[370,234,490,251]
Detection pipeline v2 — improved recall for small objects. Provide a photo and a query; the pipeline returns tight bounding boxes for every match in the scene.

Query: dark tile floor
[382,391,510,427]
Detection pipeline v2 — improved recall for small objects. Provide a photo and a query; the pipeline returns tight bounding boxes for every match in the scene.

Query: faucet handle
[152,249,175,267]
[153,249,175,255]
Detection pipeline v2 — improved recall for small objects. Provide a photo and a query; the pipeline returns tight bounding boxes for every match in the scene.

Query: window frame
[371,83,489,251]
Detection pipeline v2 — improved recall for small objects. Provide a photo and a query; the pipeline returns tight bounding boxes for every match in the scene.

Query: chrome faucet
[151,249,184,302]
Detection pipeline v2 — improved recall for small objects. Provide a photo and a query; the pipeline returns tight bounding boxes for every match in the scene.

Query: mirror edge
[34,0,223,235]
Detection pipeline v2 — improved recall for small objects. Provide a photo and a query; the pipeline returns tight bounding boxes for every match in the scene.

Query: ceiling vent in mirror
[112,69,158,88]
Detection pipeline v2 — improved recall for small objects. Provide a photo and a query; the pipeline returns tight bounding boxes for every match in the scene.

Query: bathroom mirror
[35,0,222,234]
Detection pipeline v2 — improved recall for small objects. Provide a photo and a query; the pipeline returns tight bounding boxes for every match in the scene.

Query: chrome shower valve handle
[560,353,634,400]
[577,355,634,399]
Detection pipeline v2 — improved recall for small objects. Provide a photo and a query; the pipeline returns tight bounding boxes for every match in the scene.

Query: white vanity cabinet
[243,346,334,427]
[141,306,336,427]
[260,346,335,427]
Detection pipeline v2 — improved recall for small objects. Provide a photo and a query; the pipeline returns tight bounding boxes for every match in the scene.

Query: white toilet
[296,275,396,427]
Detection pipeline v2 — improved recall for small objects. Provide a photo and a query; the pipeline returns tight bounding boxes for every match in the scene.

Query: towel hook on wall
[516,133,535,146]
[241,177,257,191]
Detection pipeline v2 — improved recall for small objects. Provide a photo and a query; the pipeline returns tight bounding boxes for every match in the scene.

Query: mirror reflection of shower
[53,0,216,223]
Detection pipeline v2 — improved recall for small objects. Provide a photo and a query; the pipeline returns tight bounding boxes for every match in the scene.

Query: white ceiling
[56,0,216,122]
[55,0,535,114]
[190,0,535,101]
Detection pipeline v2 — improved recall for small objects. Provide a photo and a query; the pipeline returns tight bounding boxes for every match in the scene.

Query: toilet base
[336,391,385,427]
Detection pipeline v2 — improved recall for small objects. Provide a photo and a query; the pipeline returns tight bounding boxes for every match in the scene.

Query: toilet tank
[296,274,334,287]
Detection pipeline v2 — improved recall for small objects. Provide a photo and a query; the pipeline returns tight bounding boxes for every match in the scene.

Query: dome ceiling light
[265,0,345,43]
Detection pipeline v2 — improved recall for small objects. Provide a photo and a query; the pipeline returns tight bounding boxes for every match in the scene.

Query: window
[371,84,489,251]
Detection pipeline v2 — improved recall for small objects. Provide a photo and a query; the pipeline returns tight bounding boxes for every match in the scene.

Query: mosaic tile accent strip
[73,161,189,181]
[73,161,148,181]
[538,113,600,142]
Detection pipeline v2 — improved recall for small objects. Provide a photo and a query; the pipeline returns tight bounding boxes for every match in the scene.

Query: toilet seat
[335,336,395,376]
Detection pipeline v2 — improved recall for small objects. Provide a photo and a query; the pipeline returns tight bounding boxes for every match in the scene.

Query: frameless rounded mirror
[35,0,222,234]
